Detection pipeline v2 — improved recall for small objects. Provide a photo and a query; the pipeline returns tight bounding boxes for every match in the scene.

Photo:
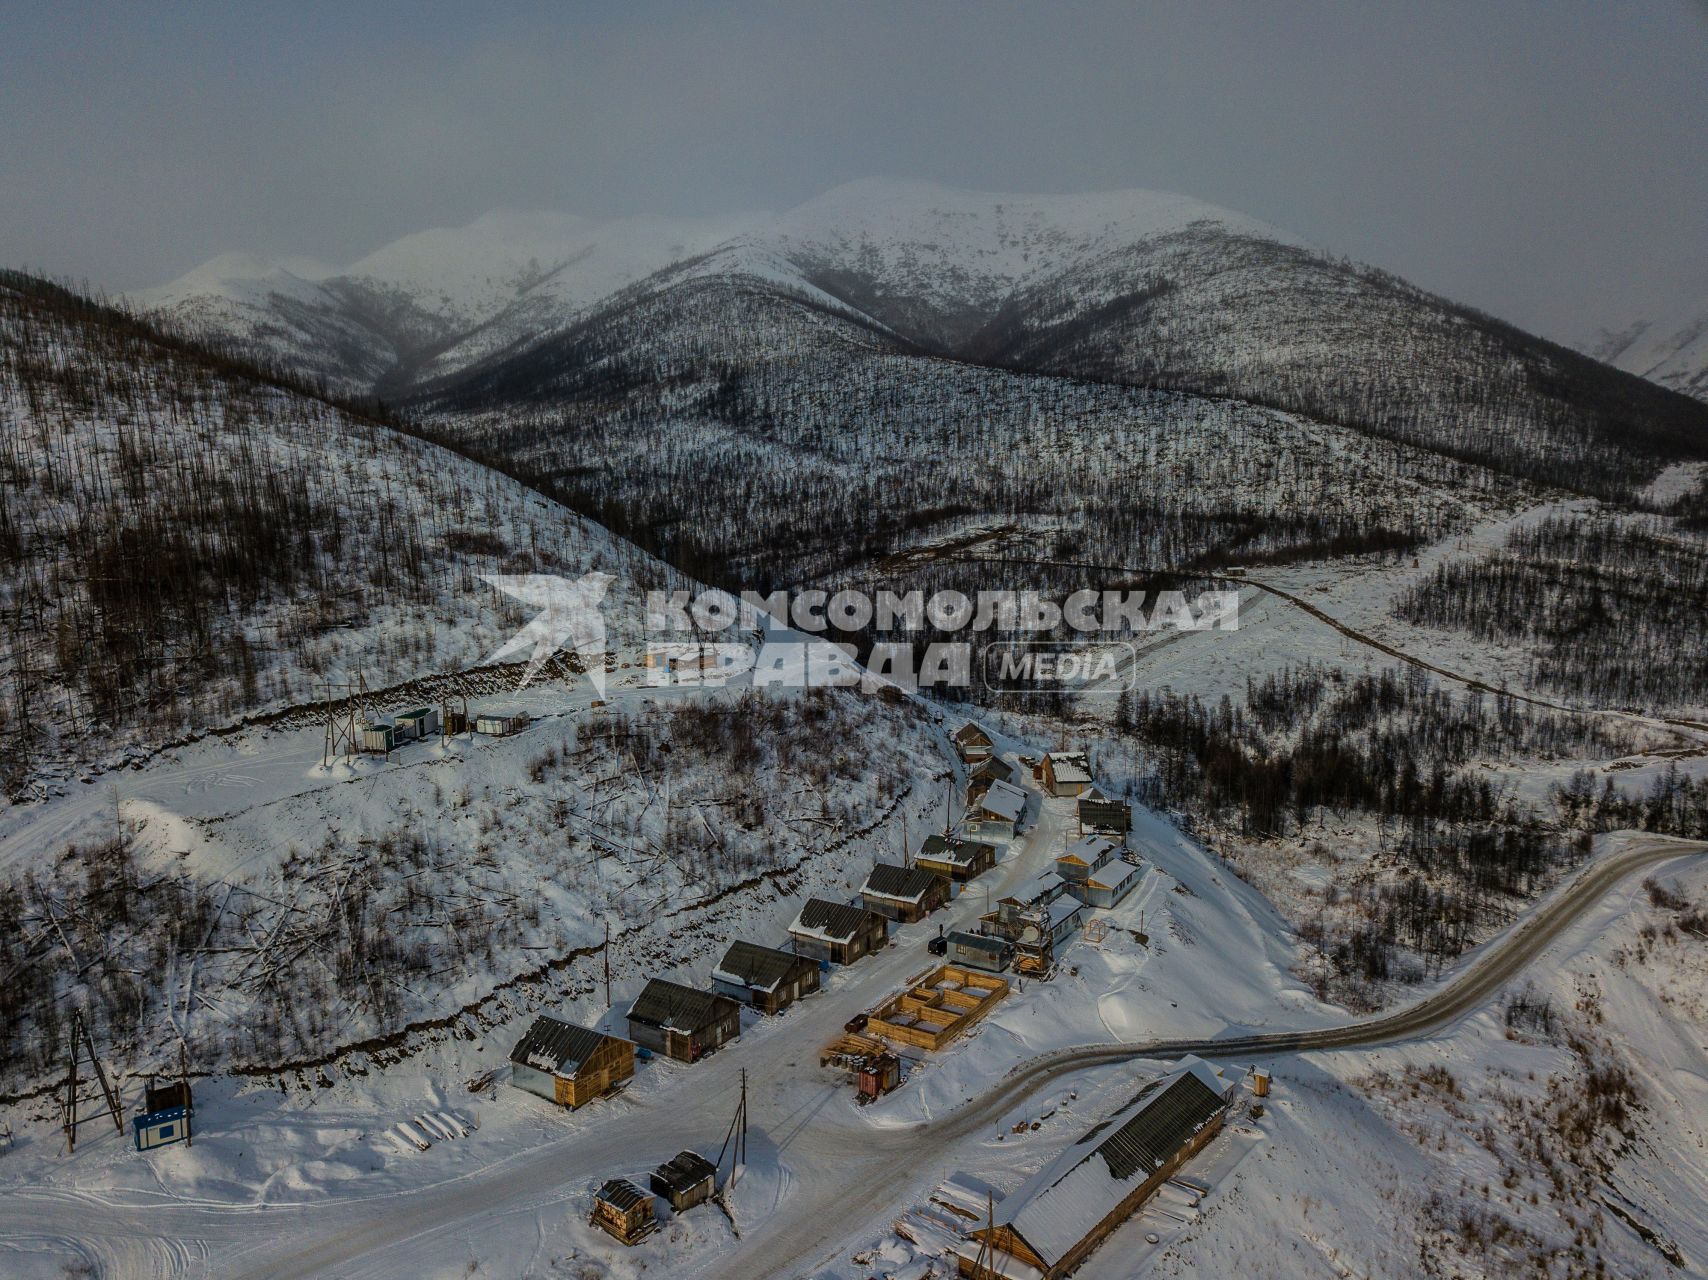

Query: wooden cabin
[956,1058,1234,1278]
[952,722,994,764]
[591,1178,657,1245]
[1056,835,1118,885]
[916,835,997,883]
[711,940,821,1015]
[508,1015,634,1109]
[966,756,1015,806]
[1040,751,1093,798]
[787,900,889,965]
[625,980,741,1063]
[651,1150,717,1212]
[860,862,949,923]
[966,779,1027,840]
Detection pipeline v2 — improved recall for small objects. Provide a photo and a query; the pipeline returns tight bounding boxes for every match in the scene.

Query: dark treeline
[1394,513,1708,708]
[1553,764,1708,840]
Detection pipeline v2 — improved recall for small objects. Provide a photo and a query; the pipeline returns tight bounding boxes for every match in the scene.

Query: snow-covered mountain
[132,207,756,393]
[1592,303,1708,402]
[129,179,1286,390]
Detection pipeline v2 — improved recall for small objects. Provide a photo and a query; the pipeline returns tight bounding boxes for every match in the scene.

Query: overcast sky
[3,0,1704,341]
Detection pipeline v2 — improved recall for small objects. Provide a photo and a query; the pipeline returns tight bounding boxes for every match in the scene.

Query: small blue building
[133,1104,189,1151]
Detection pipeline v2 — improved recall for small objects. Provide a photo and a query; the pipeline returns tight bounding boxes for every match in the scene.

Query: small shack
[626,980,741,1063]
[475,711,529,736]
[966,779,1027,840]
[916,835,997,883]
[508,1015,635,1109]
[592,1178,657,1246]
[860,863,949,923]
[711,940,821,1015]
[394,706,439,740]
[1041,751,1094,798]
[651,1150,718,1212]
[1078,795,1131,836]
[859,1052,902,1100]
[953,722,995,764]
[133,1079,194,1152]
[945,930,1013,973]
[360,723,394,755]
[788,900,890,965]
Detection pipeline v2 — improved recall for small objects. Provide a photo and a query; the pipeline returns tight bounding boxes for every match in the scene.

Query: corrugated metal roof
[989,1058,1230,1266]
[652,1149,717,1195]
[713,940,812,993]
[1060,835,1116,868]
[508,1014,619,1077]
[863,862,943,902]
[627,979,737,1033]
[946,930,1008,955]
[791,898,881,942]
[918,835,994,866]
[1078,798,1130,828]
[596,1178,651,1212]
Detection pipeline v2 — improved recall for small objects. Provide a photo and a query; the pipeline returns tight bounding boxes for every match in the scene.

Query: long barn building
[957,1057,1235,1279]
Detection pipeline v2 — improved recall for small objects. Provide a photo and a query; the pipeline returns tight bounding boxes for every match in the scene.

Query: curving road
[705,833,1707,1280]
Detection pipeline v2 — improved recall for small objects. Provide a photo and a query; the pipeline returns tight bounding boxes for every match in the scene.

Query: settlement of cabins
[956,1057,1235,1279]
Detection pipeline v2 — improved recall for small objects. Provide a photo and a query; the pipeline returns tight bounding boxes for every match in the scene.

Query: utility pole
[716,1066,749,1184]
[603,918,612,1010]
[902,810,909,868]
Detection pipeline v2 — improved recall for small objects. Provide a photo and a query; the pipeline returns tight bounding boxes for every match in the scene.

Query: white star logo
[481,571,614,693]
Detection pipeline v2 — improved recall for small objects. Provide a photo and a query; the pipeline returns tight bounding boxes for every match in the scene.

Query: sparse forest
[1394,513,1708,709]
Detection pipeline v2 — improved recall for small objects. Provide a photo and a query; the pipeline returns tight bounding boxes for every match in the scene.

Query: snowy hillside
[0,272,674,795]
[1593,304,1708,402]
